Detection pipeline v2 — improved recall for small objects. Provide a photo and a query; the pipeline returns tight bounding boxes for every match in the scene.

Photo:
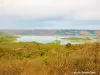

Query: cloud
[1,0,100,20]
[0,0,100,29]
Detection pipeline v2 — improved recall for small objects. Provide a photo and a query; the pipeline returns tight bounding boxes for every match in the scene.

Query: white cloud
[0,0,100,20]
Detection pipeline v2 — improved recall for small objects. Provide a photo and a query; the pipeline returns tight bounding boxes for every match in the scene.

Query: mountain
[0,29,97,36]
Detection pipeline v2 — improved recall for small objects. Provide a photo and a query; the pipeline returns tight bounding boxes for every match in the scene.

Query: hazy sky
[0,0,100,29]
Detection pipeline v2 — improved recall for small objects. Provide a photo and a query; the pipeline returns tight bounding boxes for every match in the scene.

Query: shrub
[65,43,71,48]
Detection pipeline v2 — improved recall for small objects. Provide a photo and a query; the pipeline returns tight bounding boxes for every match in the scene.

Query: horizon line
[0,29,100,30]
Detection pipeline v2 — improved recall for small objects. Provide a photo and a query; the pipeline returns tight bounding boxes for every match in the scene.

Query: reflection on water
[16,36,85,44]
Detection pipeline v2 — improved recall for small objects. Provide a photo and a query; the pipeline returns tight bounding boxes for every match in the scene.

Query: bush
[65,43,71,48]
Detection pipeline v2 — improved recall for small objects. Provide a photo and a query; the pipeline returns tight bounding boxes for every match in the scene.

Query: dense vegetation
[0,41,100,75]
[0,32,100,75]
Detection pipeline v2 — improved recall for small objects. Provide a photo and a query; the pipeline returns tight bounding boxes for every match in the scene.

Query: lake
[16,36,85,44]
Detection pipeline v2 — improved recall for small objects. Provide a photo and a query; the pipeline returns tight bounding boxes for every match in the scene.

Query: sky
[0,0,100,29]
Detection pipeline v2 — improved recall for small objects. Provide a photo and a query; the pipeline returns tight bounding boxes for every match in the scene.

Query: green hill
[0,32,16,43]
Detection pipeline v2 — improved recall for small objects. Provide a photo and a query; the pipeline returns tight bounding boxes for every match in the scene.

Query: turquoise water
[16,36,85,44]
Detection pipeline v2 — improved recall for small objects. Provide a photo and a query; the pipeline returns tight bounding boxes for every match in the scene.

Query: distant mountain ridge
[0,29,98,36]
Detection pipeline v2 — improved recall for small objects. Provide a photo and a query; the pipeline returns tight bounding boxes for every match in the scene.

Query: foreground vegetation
[0,41,100,75]
[0,31,100,75]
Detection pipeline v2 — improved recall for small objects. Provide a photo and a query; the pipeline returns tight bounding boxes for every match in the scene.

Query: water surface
[16,36,85,44]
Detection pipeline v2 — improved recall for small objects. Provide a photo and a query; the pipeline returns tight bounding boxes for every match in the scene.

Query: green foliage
[44,58,48,65]
[65,43,72,48]
[0,41,100,75]
[0,32,16,43]
[51,40,61,44]
[40,48,49,56]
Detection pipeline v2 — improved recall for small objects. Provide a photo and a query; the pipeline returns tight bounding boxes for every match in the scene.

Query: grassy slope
[0,42,100,75]
[61,37,91,40]
[0,32,16,43]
